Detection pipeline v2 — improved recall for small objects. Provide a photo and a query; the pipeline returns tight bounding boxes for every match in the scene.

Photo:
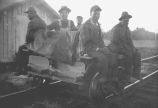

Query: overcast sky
[45,0,158,32]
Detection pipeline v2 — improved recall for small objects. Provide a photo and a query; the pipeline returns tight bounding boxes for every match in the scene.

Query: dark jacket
[109,22,134,57]
[79,19,105,56]
[25,15,46,44]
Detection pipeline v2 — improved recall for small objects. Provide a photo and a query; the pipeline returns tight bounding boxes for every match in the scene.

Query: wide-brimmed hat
[90,5,102,13]
[119,11,132,21]
[58,6,71,13]
[24,7,36,14]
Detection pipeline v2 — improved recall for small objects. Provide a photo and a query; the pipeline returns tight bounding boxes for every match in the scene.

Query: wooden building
[0,0,60,62]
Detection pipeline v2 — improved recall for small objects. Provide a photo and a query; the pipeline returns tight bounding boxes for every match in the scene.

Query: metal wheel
[89,72,122,103]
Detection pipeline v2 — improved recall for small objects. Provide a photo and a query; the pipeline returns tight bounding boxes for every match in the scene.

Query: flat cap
[90,5,102,13]
[58,6,71,13]
[24,7,36,14]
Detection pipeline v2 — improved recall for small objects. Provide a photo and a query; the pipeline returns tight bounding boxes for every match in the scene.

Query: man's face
[27,12,34,20]
[77,17,83,25]
[90,11,100,22]
[121,18,129,26]
[60,10,69,20]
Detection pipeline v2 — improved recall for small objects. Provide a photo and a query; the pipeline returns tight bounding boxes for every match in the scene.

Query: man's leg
[16,45,30,75]
[132,50,141,79]
[83,61,98,84]
[118,56,132,86]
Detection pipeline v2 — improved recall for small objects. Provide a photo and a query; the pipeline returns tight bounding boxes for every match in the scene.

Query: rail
[141,55,158,62]
[105,54,158,99]
[0,80,61,99]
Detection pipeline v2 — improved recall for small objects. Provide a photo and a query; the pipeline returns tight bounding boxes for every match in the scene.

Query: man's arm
[30,18,46,30]
[79,24,90,52]
[47,21,60,31]
[110,27,123,53]
[98,25,105,48]
[25,22,33,44]
[70,20,77,31]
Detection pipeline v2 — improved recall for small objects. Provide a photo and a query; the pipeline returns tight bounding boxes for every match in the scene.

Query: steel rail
[141,55,158,61]
[105,55,158,99]
[0,80,61,99]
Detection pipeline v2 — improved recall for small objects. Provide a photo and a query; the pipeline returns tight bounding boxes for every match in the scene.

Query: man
[72,16,83,63]
[108,11,141,84]
[16,7,46,75]
[25,7,46,49]
[77,5,107,85]
[47,6,76,31]
[76,16,83,30]
[47,6,77,65]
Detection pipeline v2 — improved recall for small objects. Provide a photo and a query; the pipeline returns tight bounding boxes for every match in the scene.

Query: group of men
[16,5,141,88]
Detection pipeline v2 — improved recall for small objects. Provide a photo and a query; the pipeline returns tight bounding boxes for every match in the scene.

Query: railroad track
[100,55,158,108]
[0,55,158,108]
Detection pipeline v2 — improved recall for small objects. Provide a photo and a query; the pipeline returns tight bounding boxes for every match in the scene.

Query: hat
[119,11,132,21]
[58,6,71,13]
[90,5,102,13]
[24,7,36,14]
[77,16,83,19]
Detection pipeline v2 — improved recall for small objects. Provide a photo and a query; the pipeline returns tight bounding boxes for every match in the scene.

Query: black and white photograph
[0,0,158,108]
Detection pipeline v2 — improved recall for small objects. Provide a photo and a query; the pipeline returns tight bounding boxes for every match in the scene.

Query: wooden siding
[0,0,58,62]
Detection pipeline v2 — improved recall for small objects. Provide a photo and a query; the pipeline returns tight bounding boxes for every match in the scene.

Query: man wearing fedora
[16,7,46,75]
[108,11,141,85]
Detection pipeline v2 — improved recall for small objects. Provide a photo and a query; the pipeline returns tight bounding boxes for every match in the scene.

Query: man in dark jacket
[16,7,46,75]
[108,11,141,84]
[25,7,46,49]
[77,5,108,85]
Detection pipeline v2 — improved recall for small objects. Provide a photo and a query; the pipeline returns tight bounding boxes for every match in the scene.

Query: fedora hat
[58,6,71,13]
[119,11,132,21]
[24,7,36,14]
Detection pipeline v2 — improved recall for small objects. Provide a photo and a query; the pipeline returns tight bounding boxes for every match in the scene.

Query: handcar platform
[28,55,85,85]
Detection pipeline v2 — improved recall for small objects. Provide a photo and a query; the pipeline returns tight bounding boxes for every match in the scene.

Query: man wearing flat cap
[16,7,46,75]
[77,5,108,85]
[108,11,141,85]
[24,7,46,47]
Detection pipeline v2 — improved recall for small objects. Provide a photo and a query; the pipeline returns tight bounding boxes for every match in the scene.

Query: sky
[45,0,158,32]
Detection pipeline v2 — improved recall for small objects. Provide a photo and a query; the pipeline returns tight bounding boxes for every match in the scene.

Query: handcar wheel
[89,72,107,102]
[89,73,122,103]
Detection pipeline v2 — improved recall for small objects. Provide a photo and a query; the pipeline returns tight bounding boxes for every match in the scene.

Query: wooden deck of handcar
[28,55,85,85]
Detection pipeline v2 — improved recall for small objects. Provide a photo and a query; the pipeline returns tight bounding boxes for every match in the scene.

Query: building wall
[0,0,58,62]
